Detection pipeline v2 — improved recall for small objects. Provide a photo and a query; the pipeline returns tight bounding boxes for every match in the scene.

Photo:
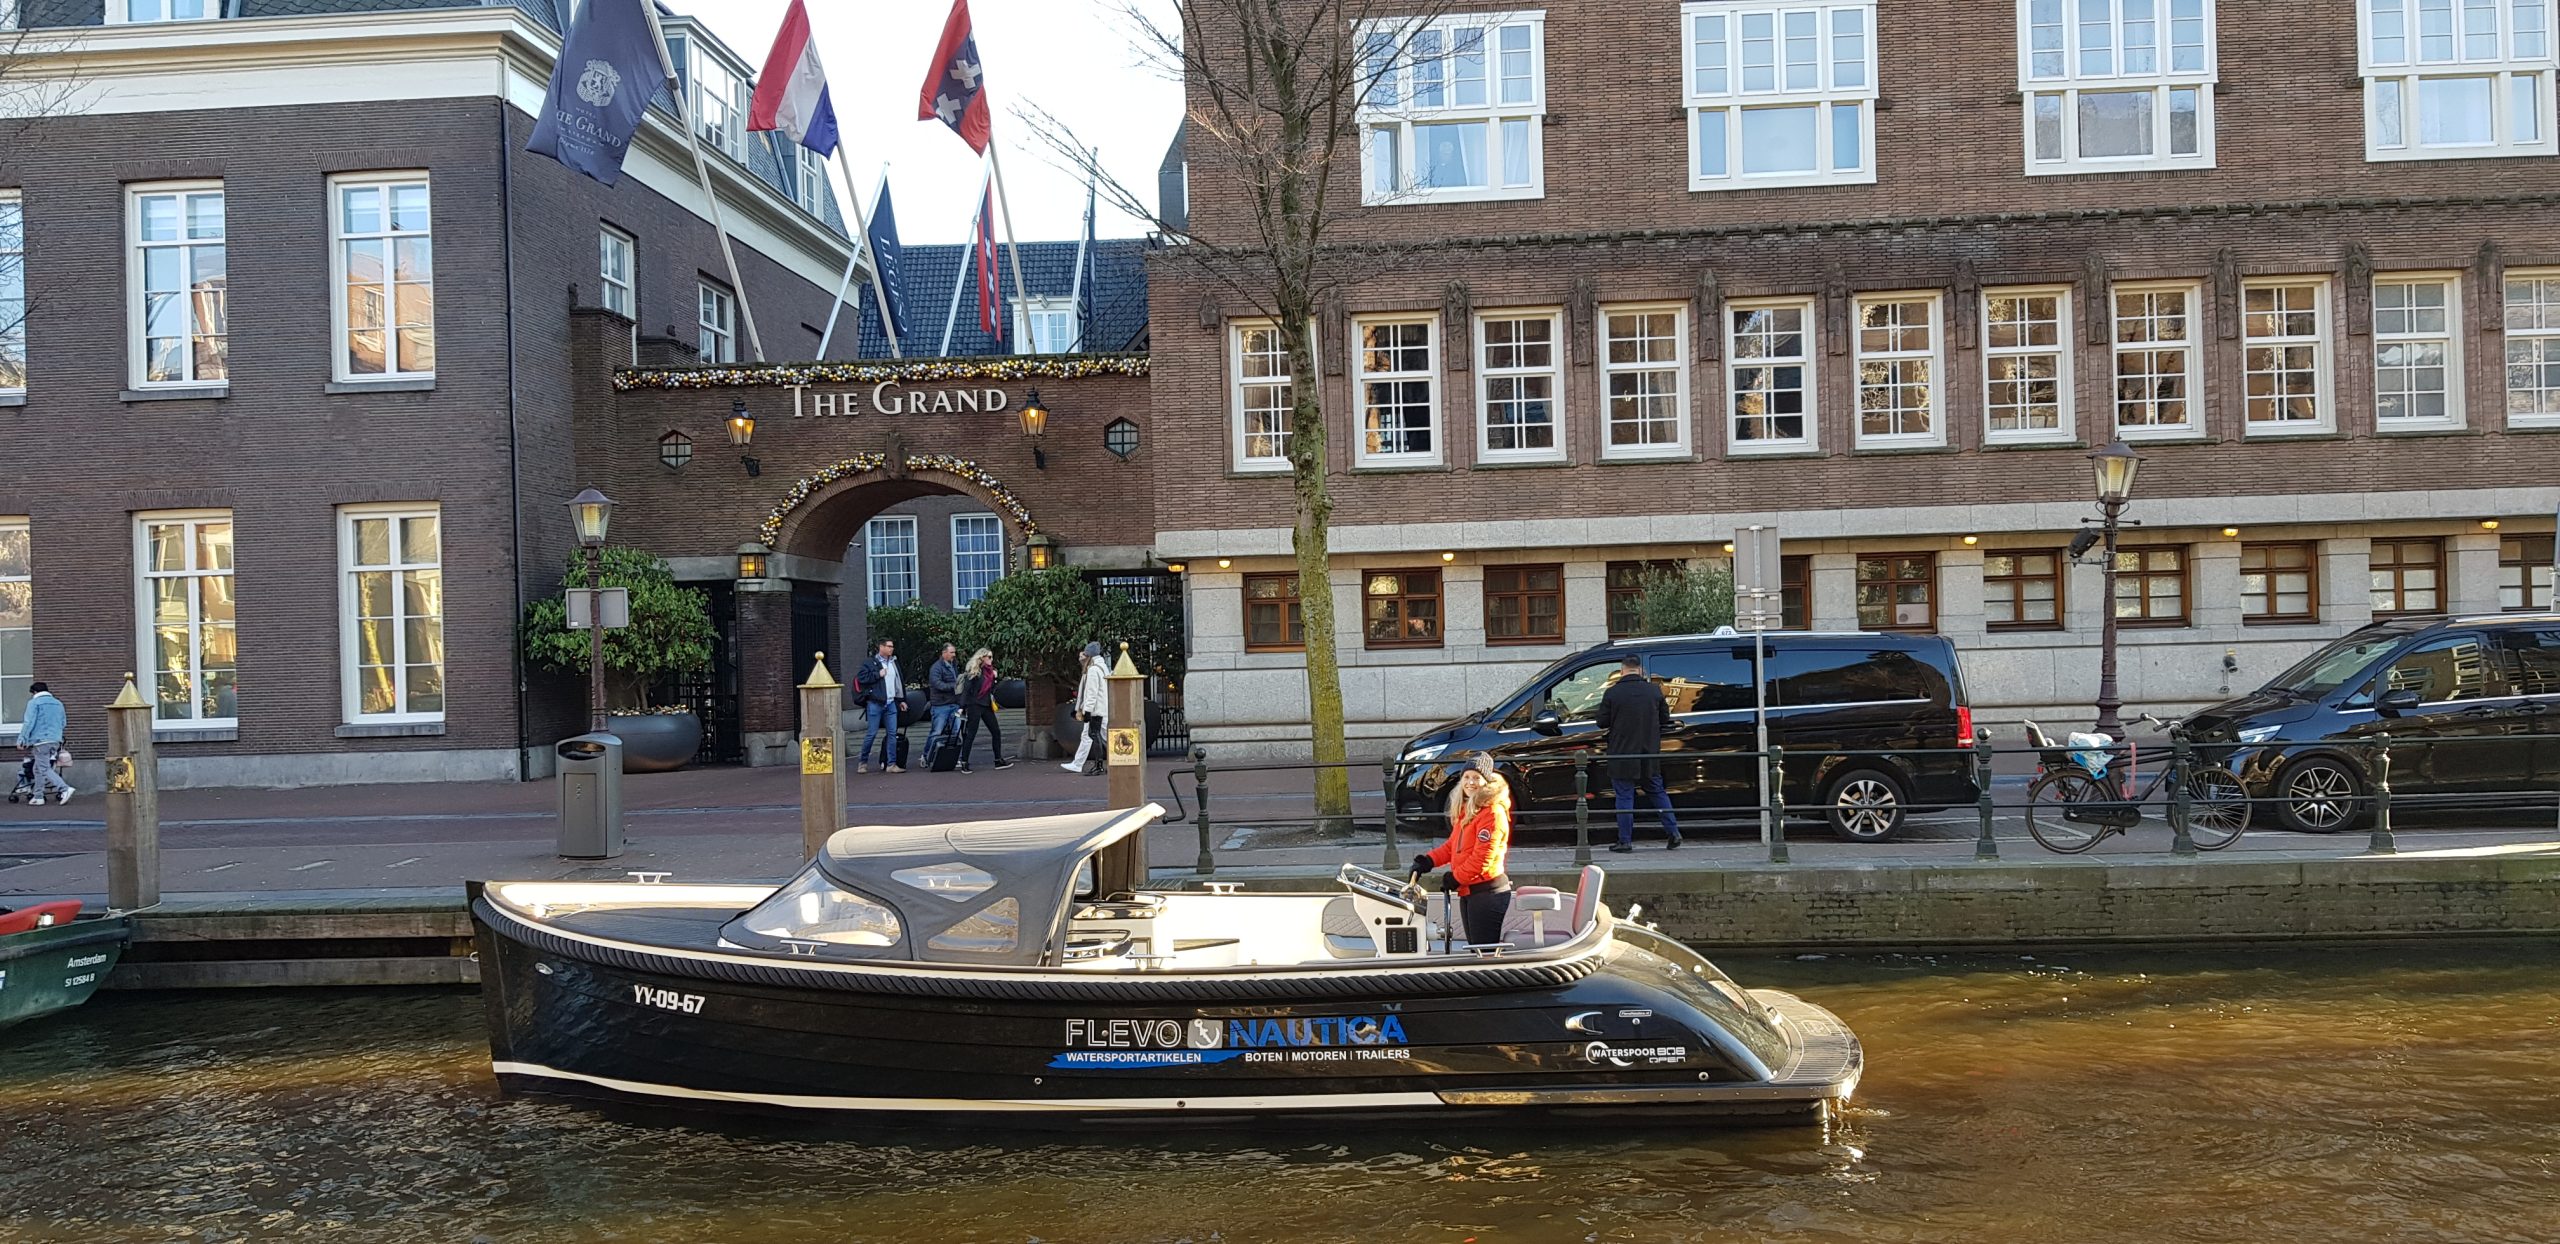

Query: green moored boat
[0,902,134,1029]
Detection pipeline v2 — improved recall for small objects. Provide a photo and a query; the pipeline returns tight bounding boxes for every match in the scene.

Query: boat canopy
[723,804,1162,967]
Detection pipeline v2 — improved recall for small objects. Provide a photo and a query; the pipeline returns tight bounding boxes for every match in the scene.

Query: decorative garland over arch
[759,454,1038,549]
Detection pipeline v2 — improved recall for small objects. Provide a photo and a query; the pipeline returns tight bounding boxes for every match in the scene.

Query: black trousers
[958,703,1003,765]
[1081,714,1104,773]
[1460,883,1514,947]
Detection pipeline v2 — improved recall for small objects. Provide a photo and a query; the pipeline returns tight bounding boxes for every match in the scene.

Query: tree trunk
[1282,318,1353,826]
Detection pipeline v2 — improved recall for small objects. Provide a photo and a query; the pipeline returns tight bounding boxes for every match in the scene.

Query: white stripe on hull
[491,1061,1449,1114]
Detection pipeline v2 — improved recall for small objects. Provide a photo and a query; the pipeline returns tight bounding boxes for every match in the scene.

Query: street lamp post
[569,488,616,734]
[2089,441,2143,738]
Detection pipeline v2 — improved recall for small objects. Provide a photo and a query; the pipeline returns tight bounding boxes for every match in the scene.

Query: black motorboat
[469,804,1860,1126]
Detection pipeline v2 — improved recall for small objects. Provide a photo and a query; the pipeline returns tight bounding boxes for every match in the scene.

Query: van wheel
[1822,768,1908,843]
[2274,756,2364,833]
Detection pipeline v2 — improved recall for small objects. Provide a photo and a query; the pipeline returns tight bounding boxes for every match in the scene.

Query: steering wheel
[1336,863,1424,915]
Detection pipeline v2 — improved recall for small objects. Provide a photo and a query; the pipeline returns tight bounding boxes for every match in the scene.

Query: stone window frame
[1681,0,1879,192]
[133,509,239,730]
[329,172,436,384]
[864,515,919,608]
[2372,271,2465,429]
[2111,280,2204,441]
[1851,291,1947,449]
[2113,545,2192,627]
[1361,567,1445,649]
[1855,552,1936,632]
[1476,308,1567,464]
[1725,296,1816,455]
[1351,313,1442,468]
[127,180,229,392]
[2370,536,2446,616]
[1243,572,1306,652]
[2016,0,2219,175]
[1985,548,2067,632]
[1483,563,1566,645]
[1229,319,1296,474]
[2500,533,2555,610]
[1983,286,2077,445]
[338,503,445,726]
[1355,10,1549,206]
[2240,276,2336,437]
[2359,0,2557,162]
[2502,267,2560,427]
[2240,540,2321,624]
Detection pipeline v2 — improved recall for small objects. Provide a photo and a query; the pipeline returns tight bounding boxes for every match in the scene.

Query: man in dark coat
[1593,656,1681,851]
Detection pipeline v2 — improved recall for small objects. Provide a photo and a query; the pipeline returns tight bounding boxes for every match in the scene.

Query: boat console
[1335,864,1432,958]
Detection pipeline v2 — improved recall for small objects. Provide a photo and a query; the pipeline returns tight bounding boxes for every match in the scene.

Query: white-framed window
[127,182,228,389]
[1726,298,1814,454]
[1,0,17,30]
[330,174,434,382]
[1601,305,1691,460]
[1356,11,1547,204]
[2111,282,2201,438]
[0,190,22,395]
[2241,277,2333,435]
[1230,320,1294,472]
[2505,268,2560,426]
[2018,0,2217,173]
[1984,287,2074,443]
[339,506,444,724]
[951,514,1005,608]
[697,281,736,363]
[690,51,750,163]
[1476,310,1564,462]
[110,0,211,22]
[1852,293,1944,447]
[0,518,28,730]
[2360,0,2557,160]
[1352,315,1439,466]
[864,516,919,607]
[793,146,830,215]
[2373,274,2463,428]
[134,511,237,728]
[1682,1,1877,190]
[1017,298,1078,355]
[599,227,635,320]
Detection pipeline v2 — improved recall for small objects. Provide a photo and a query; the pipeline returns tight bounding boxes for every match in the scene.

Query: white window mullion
[1353,315,1440,467]
[0,518,29,730]
[2020,0,2218,174]
[331,174,435,382]
[1853,294,1944,448]
[128,182,229,389]
[1476,310,1564,463]
[865,516,919,608]
[0,191,23,396]
[697,282,736,363]
[135,511,238,728]
[341,506,445,724]
[1725,298,1812,454]
[1356,12,1547,205]
[2504,268,2560,426]
[1231,320,1294,472]
[2360,0,2556,159]
[2241,277,2334,436]
[1685,1,1876,191]
[1602,304,1691,460]
[1984,287,2074,444]
[2112,282,2203,439]
[2373,274,2463,429]
[951,514,1005,607]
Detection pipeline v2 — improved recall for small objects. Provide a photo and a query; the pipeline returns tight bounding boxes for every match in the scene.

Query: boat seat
[1572,866,1606,931]
[1319,896,1375,958]
[1499,887,1571,947]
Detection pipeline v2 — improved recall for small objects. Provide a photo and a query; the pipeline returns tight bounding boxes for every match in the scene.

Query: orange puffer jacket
[1427,781,1513,895]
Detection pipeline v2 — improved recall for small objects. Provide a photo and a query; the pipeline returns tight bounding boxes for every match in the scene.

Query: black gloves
[1411,854,1436,878]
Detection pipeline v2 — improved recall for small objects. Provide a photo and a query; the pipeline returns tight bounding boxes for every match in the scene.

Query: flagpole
[640,6,765,363]
[813,239,862,360]
[1065,149,1093,353]
[940,163,990,356]
[831,147,903,359]
[985,142,1034,344]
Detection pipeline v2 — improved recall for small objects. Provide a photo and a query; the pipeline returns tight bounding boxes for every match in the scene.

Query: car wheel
[1822,768,1909,843]
[2273,756,2363,834]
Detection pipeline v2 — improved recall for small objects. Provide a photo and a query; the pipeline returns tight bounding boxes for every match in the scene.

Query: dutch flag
[749,0,841,156]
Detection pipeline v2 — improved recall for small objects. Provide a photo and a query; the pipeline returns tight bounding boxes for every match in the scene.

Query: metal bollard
[2168,735,2198,857]
[1974,733,2000,861]
[1193,747,1215,874]
[1572,753,1594,868]
[1767,745,1790,865]
[1380,758,1404,871]
[2368,732,2397,855]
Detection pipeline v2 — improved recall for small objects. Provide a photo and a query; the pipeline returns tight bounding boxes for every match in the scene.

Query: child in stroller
[8,747,69,804]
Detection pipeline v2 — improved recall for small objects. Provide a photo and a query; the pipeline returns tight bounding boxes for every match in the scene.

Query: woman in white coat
[1062,641,1108,773]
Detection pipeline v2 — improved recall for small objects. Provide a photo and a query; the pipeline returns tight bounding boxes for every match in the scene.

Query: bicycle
[2020,714,2252,853]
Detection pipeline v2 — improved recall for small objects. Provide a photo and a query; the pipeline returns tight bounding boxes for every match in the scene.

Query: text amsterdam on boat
[0,900,133,1029]
[468,804,1861,1126]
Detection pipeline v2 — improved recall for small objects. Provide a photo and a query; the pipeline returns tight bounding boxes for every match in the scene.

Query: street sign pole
[1733,525,1782,849]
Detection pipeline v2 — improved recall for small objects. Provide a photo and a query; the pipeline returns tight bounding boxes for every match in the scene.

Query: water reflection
[4,946,2557,1242]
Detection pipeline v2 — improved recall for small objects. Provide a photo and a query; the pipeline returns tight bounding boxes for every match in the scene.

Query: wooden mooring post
[1094,642,1148,897]
[799,653,846,859]
[105,673,160,911]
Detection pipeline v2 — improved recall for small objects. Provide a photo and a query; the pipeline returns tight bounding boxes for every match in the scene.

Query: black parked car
[2182,613,2560,832]
[1391,629,1979,842]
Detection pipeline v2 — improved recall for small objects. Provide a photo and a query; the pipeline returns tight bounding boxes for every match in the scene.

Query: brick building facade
[1154,0,2560,756]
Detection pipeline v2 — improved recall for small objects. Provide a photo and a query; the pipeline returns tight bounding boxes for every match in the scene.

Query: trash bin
[556,732,624,859]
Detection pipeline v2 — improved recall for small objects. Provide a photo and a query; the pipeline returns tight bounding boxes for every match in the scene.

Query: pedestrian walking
[956,648,1013,773]
[854,639,906,773]
[17,681,73,806]
[1594,656,1682,851]
[1412,753,1513,947]
[1061,641,1107,775]
[927,643,962,745]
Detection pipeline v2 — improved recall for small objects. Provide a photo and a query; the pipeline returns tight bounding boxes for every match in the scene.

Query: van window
[1541,660,1624,723]
[1766,647,1939,709]
[1640,651,1754,713]
[2374,635,2501,703]
[2500,628,2560,696]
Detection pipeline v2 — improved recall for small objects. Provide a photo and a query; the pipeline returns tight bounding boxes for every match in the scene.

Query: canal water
[5,944,2557,1243]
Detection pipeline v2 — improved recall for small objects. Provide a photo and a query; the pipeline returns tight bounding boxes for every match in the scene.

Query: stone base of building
[56,747,529,792]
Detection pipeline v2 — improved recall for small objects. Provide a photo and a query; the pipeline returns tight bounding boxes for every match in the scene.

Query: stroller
[8,747,68,804]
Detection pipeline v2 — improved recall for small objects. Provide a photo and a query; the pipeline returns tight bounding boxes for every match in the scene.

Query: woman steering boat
[1415,753,1515,948]
[470,803,1860,1127]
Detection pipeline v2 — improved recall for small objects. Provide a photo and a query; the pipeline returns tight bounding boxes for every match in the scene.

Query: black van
[2182,613,2560,832]
[1391,629,1979,842]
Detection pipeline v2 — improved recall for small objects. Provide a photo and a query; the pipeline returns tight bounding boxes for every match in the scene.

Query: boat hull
[0,915,133,1029]
[473,900,1858,1128]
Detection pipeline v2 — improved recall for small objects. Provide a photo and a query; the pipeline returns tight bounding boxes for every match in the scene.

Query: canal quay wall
[102,854,2560,988]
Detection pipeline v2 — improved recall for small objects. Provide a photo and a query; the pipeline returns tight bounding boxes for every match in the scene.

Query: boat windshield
[738,871,903,947]
[2264,632,2409,699]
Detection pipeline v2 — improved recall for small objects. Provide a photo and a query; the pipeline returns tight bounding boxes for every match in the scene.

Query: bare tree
[0,23,82,392]
[1029,0,1456,824]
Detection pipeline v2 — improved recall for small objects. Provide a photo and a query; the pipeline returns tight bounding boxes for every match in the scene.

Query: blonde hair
[1445,752,1509,824]
[964,648,994,679]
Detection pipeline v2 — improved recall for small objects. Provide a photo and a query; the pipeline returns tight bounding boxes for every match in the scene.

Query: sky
[686,0,1185,246]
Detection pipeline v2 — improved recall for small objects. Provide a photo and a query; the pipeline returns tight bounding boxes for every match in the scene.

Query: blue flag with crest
[866,181,911,351]
[527,0,671,187]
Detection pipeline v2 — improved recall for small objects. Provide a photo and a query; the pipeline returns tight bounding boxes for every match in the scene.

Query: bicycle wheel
[2181,765,2252,850]
[2023,770,2112,854]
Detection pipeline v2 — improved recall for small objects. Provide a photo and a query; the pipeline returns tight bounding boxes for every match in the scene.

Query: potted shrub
[522,548,717,773]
